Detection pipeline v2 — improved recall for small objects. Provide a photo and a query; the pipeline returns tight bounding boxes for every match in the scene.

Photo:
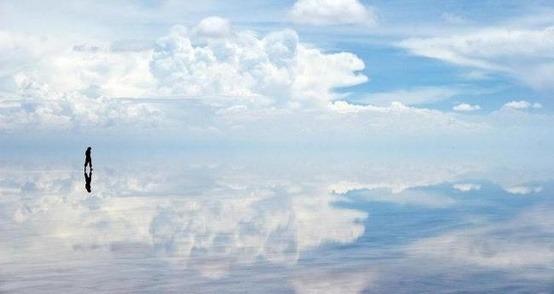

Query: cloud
[399,26,554,89]
[1,25,553,146]
[0,31,52,78]
[328,100,427,115]
[194,16,232,38]
[0,74,163,132]
[453,103,480,112]
[23,41,154,99]
[502,100,542,110]
[359,87,460,106]
[149,26,367,107]
[287,0,376,26]
[503,185,543,195]
[453,183,481,192]
[325,100,483,135]
[0,32,156,133]
[486,102,552,140]
[0,25,368,132]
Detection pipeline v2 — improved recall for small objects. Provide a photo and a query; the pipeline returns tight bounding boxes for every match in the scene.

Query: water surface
[1,151,552,293]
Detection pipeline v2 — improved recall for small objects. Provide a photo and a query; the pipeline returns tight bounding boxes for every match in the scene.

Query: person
[84,147,93,171]
[84,169,92,193]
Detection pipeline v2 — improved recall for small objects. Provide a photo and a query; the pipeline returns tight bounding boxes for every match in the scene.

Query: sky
[0,0,553,150]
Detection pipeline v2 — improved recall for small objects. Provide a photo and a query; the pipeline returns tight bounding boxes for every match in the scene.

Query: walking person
[84,147,93,171]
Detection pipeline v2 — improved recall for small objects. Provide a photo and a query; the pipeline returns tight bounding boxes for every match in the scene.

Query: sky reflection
[0,153,552,293]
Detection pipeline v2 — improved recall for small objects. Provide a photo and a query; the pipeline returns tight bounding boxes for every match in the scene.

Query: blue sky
[0,0,553,148]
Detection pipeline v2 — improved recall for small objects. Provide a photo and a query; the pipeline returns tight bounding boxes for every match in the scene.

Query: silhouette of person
[84,147,93,171]
[84,169,92,193]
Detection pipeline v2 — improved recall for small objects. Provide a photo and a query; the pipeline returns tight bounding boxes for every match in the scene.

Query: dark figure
[84,147,93,171]
[84,169,92,193]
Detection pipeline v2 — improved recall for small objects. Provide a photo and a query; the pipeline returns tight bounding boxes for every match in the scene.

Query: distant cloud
[453,183,481,192]
[288,0,376,25]
[504,185,543,195]
[453,103,481,112]
[359,87,460,106]
[194,16,232,38]
[503,100,542,110]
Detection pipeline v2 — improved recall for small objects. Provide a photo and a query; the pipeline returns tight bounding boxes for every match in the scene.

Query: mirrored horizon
[0,151,553,293]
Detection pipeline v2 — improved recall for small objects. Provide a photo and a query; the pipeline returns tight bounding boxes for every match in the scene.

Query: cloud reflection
[0,154,552,292]
[0,160,367,279]
[149,189,366,275]
[405,205,554,281]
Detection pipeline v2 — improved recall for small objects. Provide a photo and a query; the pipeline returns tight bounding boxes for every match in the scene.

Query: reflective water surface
[1,152,553,293]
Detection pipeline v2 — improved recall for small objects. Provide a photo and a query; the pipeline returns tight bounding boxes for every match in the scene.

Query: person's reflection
[84,169,92,193]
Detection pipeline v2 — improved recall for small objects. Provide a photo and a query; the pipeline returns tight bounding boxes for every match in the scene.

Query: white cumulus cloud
[149,25,367,107]
[0,74,163,132]
[453,183,481,192]
[194,16,232,38]
[453,103,481,112]
[288,0,376,25]
[0,25,369,132]
[503,100,542,110]
[503,185,543,195]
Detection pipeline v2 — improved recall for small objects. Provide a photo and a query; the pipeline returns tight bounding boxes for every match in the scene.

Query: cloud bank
[149,25,366,106]
[0,17,552,150]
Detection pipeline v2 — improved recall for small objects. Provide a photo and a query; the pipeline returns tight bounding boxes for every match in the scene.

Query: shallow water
[1,151,553,293]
